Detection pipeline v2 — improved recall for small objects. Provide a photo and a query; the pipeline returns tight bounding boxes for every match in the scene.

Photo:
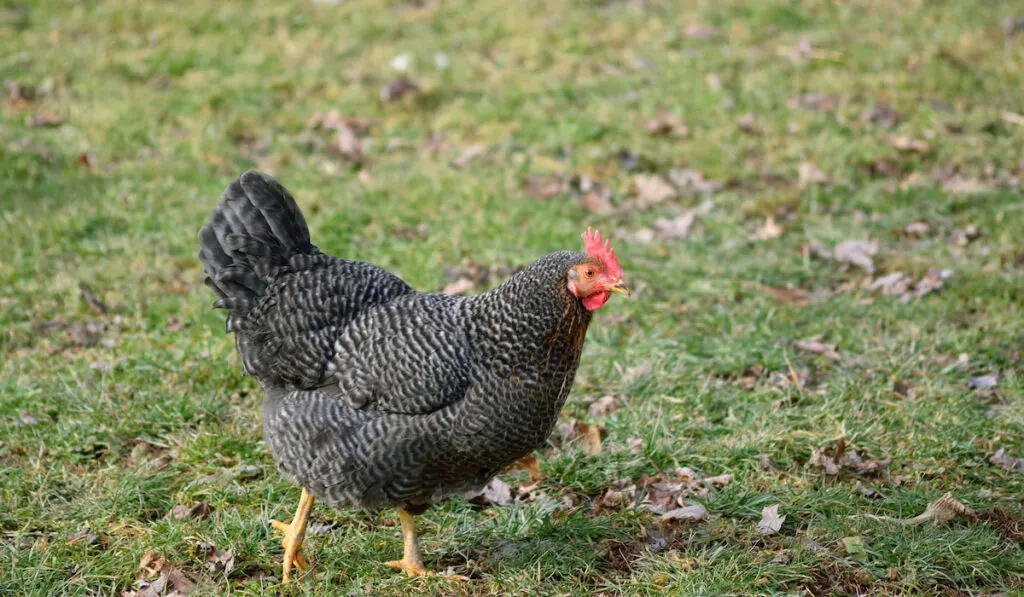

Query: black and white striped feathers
[199,171,599,510]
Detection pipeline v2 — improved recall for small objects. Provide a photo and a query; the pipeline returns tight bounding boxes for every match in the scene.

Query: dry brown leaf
[508,455,543,483]
[26,111,62,127]
[668,168,722,194]
[794,337,841,361]
[703,474,732,488]
[738,113,763,136]
[861,102,903,129]
[450,144,485,169]
[470,477,514,506]
[645,482,684,513]
[645,108,688,138]
[761,285,808,307]
[632,174,677,207]
[893,380,915,399]
[811,448,841,476]
[196,541,235,574]
[135,551,196,597]
[588,395,620,418]
[580,191,614,214]
[380,77,420,102]
[942,176,992,195]
[523,174,567,199]
[168,502,214,521]
[599,485,638,509]
[653,213,696,240]
[857,493,977,525]
[750,216,784,241]
[989,448,1024,473]
[834,239,878,273]
[582,424,603,456]
[887,136,931,153]
[756,504,785,535]
[952,224,981,245]
[19,411,39,426]
[166,317,183,332]
[788,92,838,112]
[441,278,475,296]
[681,23,718,40]
[798,162,830,187]
[76,152,94,169]
[662,504,708,522]
[904,221,930,236]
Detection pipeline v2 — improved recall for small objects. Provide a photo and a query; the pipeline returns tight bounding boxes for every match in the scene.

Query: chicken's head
[568,228,629,311]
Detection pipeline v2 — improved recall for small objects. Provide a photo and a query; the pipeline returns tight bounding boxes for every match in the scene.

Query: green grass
[3,0,1024,594]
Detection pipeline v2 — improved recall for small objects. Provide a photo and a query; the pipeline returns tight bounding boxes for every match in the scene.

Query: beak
[605,280,631,296]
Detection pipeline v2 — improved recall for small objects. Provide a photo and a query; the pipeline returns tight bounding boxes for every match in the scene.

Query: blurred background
[2,0,1023,595]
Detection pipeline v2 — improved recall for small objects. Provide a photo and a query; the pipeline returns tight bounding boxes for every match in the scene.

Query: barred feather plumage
[199,171,605,512]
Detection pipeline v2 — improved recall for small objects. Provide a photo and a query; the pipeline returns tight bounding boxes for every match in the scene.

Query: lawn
[2,0,1024,595]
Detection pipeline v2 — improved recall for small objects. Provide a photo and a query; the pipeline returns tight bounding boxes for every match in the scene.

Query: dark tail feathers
[198,171,316,318]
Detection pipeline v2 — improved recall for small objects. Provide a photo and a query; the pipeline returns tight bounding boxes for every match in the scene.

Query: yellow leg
[270,489,314,583]
[386,508,426,577]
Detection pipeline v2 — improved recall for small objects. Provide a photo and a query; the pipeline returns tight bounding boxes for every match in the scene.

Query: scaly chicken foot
[386,508,427,577]
[270,488,315,583]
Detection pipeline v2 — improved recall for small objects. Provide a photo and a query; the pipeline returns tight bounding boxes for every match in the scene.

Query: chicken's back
[197,171,414,390]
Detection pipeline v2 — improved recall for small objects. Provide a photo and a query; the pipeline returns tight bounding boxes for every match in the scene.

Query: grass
[2,0,1024,594]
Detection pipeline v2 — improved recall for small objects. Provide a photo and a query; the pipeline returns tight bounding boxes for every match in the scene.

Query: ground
[2,0,1024,595]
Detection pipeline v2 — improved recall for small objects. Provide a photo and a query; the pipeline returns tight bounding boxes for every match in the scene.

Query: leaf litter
[810,439,891,477]
[989,448,1024,473]
[854,493,977,526]
[756,504,785,535]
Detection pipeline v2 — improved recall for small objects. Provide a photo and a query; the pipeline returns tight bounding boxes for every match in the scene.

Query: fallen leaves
[441,278,475,296]
[797,162,830,188]
[887,135,931,153]
[810,440,891,477]
[652,212,697,240]
[794,336,841,361]
[196,541,235,575]
[749,216,784,241]
[989,448,1024,473]
[450,144,485,169]
[756,504,785,535]
[857,493,977,526]
[661,504,708,522]
[522,174,568,200]
[631,174,677,208]
[668,168,722,195]
[834,240,879,274]
[379,77,420,102]
[645,108,688,138]
[168,502,214,521]
[867,268,951,303]
[760,285,808,307]
[556,420,605,455]
[306,110,372,162]
[508,454,543,483]
[124,551,197,597]
[470,477,514,506]
[587,395,620,418]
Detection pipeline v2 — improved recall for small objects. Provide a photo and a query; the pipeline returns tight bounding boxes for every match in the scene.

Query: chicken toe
[270,489,315,582]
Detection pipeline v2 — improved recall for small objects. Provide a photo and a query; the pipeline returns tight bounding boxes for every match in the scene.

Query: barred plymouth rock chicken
[198,171,628,581]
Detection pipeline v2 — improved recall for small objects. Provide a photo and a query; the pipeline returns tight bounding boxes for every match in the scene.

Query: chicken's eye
[584,269,595,279]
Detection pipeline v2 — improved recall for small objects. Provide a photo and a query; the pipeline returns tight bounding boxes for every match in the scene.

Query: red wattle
[581,291,610,311]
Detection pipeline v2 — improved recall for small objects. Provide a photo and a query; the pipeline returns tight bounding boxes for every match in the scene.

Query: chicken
[197,171,628,581]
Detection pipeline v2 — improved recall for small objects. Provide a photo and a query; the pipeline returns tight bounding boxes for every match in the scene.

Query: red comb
[581,227,622,280]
